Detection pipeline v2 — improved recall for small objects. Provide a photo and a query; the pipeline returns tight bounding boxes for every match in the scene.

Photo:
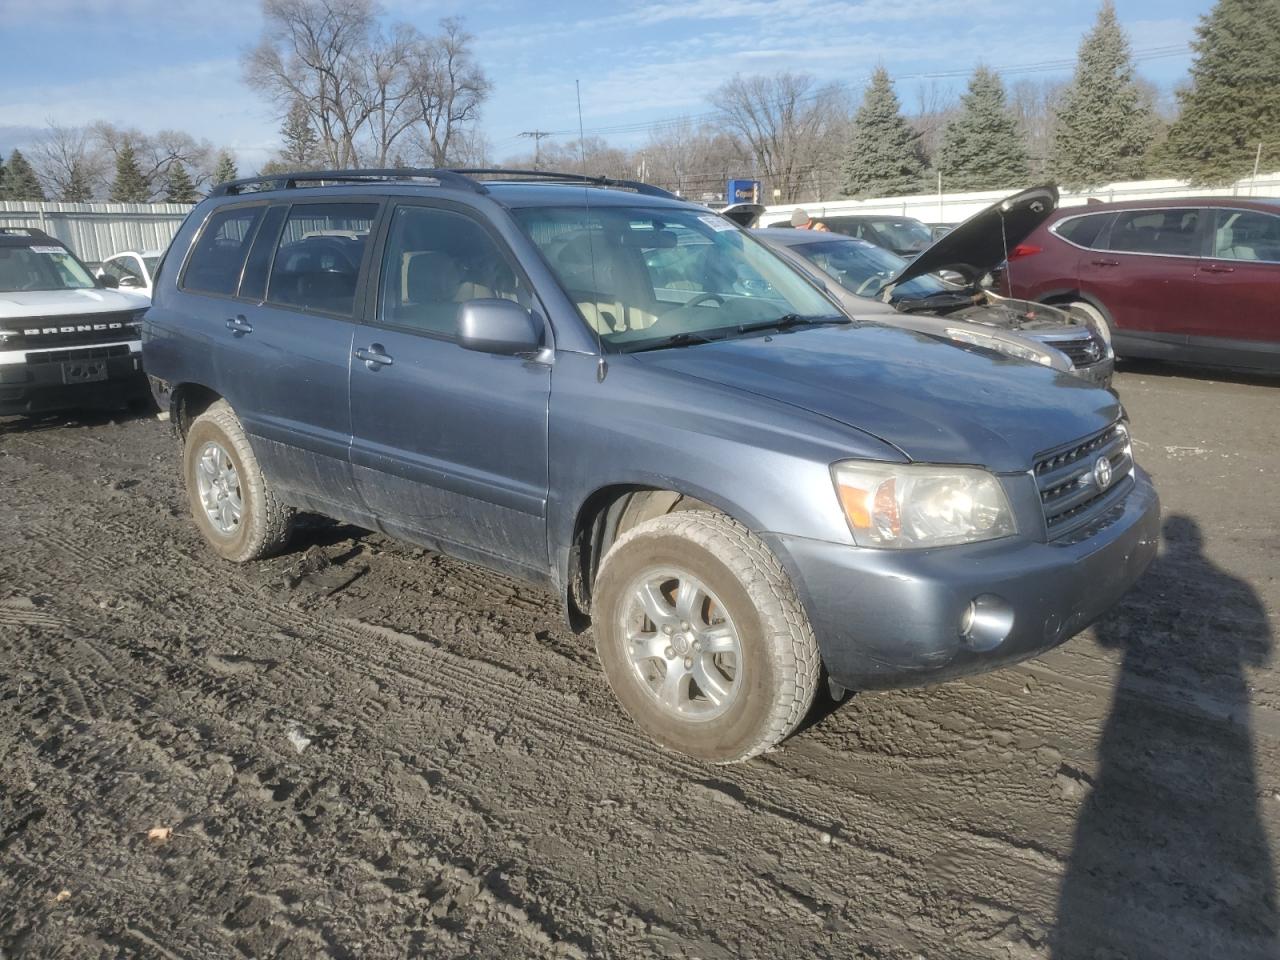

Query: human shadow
[1053,515,1277,958]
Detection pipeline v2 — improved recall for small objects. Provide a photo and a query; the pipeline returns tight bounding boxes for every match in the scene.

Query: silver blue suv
[142,169,1160,763]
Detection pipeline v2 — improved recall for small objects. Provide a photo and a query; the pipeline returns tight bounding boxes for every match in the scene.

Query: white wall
[761,172,1280,227]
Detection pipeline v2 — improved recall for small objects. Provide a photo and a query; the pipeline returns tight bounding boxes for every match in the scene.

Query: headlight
[832,461,1017,548]
[945,327,1054,366]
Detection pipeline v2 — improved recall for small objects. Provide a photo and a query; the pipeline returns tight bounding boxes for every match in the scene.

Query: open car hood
[888,184,1059,289]
[719,203,766,228]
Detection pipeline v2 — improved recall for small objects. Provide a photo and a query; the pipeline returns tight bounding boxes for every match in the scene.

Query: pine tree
[938,67,1031,191]
[1,149,46,201]
[110,142,149,202]
[0,155,6,199]
[1160,0,1280,186]
[164,160,199,202]
[1050,1,1156,189]
[279,101,319,169]
[212,152,239,185]
[63,162,94,202]
[842,68,927,198]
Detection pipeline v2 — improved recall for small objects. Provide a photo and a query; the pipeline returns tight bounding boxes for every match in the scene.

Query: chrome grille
[1034,422,1134,537]
[1043,332,1105,369]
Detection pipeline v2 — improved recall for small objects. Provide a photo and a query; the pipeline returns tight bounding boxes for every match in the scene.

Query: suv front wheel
[183,400,294,562]
[593,512,821,763]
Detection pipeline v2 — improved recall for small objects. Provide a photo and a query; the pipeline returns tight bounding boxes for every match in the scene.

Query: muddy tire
[183,400,293,562]
[593,512,820,763]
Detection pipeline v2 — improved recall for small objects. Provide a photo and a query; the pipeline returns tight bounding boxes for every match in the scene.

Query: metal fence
[0,200,195,266]
[761,171,1280,226]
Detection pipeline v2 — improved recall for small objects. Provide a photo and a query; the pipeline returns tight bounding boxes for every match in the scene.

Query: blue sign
[726,179,760,204]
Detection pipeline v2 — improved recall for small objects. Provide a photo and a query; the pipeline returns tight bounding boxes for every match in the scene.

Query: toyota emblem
[1093,456,1113,491]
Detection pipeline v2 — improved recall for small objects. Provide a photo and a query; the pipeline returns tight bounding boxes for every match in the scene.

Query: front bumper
[1072,356,1114,387]
[0,341,148,416]
[766,469,1160,690]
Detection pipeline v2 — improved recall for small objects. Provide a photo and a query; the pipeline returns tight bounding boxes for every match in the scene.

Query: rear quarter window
[1054,213,1114,249]
[181,205,266,297]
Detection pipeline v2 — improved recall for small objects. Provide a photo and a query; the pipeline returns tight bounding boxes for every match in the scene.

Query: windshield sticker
[29,246,66,254]
[697,214,736,233]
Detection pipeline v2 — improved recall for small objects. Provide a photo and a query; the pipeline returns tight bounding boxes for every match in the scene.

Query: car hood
[0,287,149,319]
[633,323,1118,473]
[889,184,1059,288]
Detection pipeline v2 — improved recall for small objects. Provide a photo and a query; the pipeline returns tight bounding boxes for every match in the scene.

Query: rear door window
[266,202,378,317]
[1055,213,1114,249]
[1105,208,1204,257]
[182,205,265,297]
[1212,208,1280,263]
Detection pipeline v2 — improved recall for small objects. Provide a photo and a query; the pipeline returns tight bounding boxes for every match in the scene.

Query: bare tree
[92,123,215,199]
[911,80,958,169]
[406,17,492,166]
[361,22,422,166]
[1009,79,1067,177]
[244,0,379,167]
[710,72,847,203]
[28,121,109,200]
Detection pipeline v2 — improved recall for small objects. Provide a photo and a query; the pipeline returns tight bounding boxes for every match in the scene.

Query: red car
[1002,197,1280,373]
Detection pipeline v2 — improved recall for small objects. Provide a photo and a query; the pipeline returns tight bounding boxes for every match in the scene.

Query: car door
[348,200,552,577]
[210,199,380,514]
[1080,207,1207,347]
[1195,207,1280,347]
[101,255,145,291]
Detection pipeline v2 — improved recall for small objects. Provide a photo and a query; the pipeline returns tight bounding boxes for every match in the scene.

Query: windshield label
[29,246,66,254]
[697,214,736,233]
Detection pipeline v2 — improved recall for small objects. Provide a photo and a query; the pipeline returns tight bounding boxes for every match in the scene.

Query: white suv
[97,249,164,297]
[0,228,151,416]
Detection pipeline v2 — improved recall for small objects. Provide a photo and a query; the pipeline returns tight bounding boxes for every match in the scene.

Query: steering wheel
[680,292,726,310]
[855,276,885,297]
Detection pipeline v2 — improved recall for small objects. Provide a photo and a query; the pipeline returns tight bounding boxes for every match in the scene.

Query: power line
[517,130,554,167]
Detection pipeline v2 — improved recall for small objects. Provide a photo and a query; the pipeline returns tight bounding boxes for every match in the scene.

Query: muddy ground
[1,363,1277,959]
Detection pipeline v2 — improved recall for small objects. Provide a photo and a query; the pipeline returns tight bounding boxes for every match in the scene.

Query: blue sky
[0,0,1210,171]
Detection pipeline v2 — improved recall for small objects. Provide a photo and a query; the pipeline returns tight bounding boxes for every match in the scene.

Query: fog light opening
[960,594,1014,652]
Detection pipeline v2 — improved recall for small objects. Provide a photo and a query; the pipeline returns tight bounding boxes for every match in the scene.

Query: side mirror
[119,275,141,288]
[99,273,119,288]
[457,298,543,356]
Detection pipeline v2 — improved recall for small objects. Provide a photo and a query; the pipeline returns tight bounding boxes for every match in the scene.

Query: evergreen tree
[2,149,47,201]
[164,160,199,202]
[62,162,94,202]
[1160,0,1280,186]
[0,155,6,199]
[279,101,319,169]
[1050,1,1155,189]
[212,152,239,185]
[938,67,1031,191]
[109,142,149,202]
[842,68,926,198]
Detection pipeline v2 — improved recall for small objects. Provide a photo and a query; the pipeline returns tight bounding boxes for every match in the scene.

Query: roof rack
[448,168,680,200]
[210,168,488,197]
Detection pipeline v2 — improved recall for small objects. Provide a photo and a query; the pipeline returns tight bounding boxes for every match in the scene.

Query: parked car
[928,223,955,241]
[143,168,1160,763]
[756,186,1114,384]
[764,211,935,258]
[97,249,164,297]
[0,227,150,416]
[1000,197,1280,373]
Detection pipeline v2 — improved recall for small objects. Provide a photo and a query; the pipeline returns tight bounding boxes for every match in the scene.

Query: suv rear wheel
[592,512,820,763]
[184,400,293,562]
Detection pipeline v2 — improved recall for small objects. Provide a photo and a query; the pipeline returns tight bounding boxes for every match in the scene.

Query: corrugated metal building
[0,200,195,265]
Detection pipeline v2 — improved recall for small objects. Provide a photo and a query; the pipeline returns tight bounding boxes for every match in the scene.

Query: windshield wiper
[621,331,721,354]
[735,313,851,335]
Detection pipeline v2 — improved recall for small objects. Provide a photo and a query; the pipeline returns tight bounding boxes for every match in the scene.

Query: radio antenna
[577,79,607,382]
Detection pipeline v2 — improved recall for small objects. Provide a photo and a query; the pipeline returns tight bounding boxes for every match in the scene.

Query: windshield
[0,244,96,292]
[511,204,838,350]
[868,218,932,251]
[792,239,951,300]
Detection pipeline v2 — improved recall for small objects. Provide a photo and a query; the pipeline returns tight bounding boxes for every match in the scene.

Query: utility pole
[518,130,553,170]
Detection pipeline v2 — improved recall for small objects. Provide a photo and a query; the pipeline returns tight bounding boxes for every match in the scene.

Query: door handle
[226,315,253,335]
[354,344,394,369]
[1090,258,1120,267]
[1200,263,1235,274]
